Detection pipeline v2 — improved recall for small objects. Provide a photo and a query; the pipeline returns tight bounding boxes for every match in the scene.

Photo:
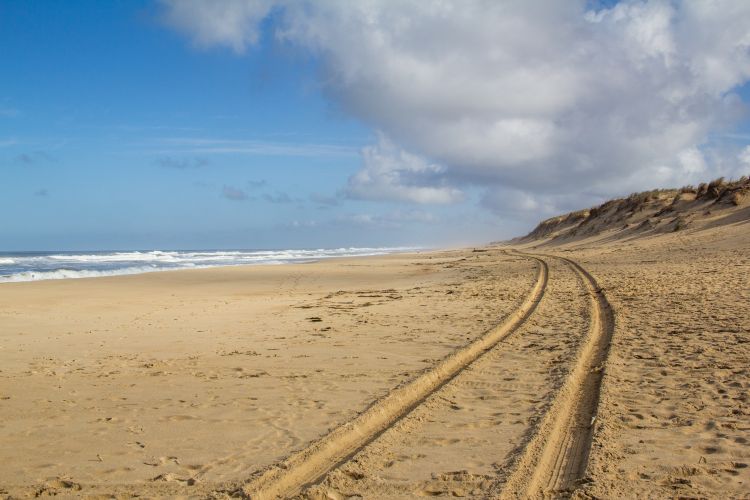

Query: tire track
[302,256,587,499]
[500,255,614,499]
[232,256,548,499]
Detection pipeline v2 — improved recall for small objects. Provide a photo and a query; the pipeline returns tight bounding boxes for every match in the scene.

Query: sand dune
[513,176,750,246]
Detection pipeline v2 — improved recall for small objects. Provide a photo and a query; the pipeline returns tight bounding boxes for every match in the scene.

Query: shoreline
[0,247,428,284]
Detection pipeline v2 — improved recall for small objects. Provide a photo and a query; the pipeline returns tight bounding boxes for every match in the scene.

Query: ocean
[0,247,414,283]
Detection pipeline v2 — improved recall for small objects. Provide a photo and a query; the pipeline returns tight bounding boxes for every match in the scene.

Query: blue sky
[0,1,501,250]
[2,1,749,250]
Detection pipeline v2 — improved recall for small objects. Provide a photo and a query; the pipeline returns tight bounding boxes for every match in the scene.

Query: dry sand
[0,251,538,497]
[551,223,750,498]
[1,217,748,498]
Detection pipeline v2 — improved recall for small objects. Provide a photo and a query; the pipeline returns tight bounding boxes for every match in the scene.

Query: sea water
[0,247,414,283]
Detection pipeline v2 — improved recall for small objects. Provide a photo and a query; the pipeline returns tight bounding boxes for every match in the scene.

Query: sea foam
[0,247,416,283]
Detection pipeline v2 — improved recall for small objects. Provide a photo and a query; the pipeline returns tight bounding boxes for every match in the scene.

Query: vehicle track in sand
[499,255,615,499]
[301,255,589,499]
[230,256,549,499]
[295,253,615,500]
[0,252,616,500]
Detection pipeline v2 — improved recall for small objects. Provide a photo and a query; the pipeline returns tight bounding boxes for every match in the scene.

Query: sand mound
[513,176,750,246]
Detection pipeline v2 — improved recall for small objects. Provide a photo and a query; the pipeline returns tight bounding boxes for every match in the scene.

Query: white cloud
[677,147,708,177]
[161,0,750,210]
[345,134,464,204]
[740,146,750,167]
[481,187,562,221]
[586,0,676,66]
[161,0,274,53]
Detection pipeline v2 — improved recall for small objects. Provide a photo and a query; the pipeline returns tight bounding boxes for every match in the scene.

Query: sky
[2,0,750,251]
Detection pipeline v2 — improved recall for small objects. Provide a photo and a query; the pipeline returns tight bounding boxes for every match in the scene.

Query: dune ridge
[514,175,750,246]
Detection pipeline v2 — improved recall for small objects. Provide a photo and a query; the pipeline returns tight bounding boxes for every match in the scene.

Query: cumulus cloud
[481,188,554,216]
[345,134,464,204]
[161,0,750,212]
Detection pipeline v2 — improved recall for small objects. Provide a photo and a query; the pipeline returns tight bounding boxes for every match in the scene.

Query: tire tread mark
[499,255,614,499]
[238,257,549,499]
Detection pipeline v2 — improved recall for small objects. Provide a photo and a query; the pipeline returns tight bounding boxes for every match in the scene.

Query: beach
[1,223,748,498]
[6,2,750,498]
[0,250,538,497]
[555,222,750,498]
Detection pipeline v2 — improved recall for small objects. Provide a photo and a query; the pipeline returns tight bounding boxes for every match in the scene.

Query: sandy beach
[6,2,750,498]
[2,213,748,498]
[1,250,540,497]
[556,224,750,498]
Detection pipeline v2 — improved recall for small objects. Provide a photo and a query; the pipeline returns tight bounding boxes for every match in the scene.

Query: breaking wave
[0,247,416,283]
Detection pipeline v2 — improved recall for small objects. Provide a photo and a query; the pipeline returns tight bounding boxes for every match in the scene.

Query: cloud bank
[161,0,750,213]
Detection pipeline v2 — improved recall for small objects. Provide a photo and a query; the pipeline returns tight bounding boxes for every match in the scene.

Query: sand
[0,251,538,497]
[1,220,748,498]
[554,223,750,498]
